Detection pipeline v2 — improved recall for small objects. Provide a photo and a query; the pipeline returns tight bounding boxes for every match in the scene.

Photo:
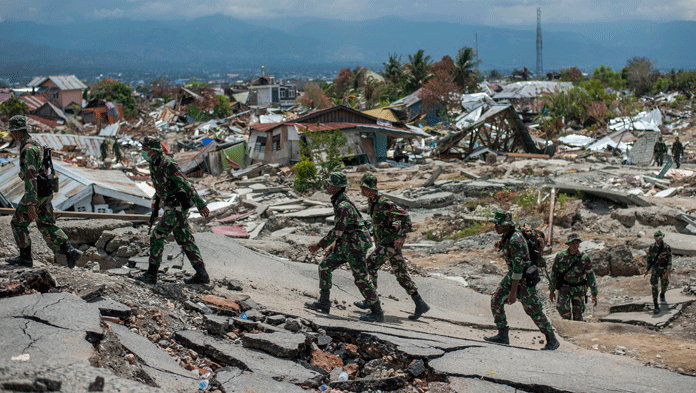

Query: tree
[419,70,460,116]
[559,66,584,84]
[351,66,367,90]
[406,49,433,94]
[488,70,503,80]
[591,65,626,90]
[431,56,455,76]
[333,68,354,99]
[0,96,29,121]
[212,95,231,119]
[300,127,350,183]
[297,83,332,109]
[453,47,481,92]
[623,57,656,96]
[382,53,405,85]
[89,78,137,118]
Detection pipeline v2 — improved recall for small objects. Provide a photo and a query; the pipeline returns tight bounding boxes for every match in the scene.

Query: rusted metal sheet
[212,225,250,238]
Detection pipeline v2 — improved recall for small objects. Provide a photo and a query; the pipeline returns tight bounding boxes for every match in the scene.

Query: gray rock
[586,244,639,276]
[329,376,405,392]
[238,298,264,311]
[88,297,132,319]
[230,316,258,331]
[243,309,264,322]
[214,367,307,393]
[283,318,303,333]
[316,334,332,347]
[226,279,244,291]
[205,314,231,335]
[62,219,132,246]
[407,359,426,377]
[241,331,307,359]
[265,314,286,326]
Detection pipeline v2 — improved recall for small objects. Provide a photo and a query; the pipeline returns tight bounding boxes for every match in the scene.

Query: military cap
[9,115,28,132]
[326,172,347,188]
[359,173,378,190]
[565,233,582,244]
[490,210,513,226]
[142,136,162,152]
[654,230,665,239]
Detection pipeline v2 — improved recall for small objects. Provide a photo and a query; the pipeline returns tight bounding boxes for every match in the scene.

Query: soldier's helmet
[654,230,665,239]
[8,115,28,132]
[326,172,348,188]
[566,233,582,244]
[359,173,378,190]
[142,136,162,152]
[490,210,513,226]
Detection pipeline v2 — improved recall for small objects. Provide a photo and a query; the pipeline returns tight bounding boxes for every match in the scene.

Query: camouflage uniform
[672,139,683,169]
[489,212,553,336]
[365,192,415,294]
[146,139,207,270]
[647,235,672,301]
[11,134,68,250]
[317,188,378,306]
[654,139,667,166]
[549,250,598,321]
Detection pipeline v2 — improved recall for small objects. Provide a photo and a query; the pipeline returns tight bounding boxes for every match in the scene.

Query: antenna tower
[536,7,543,78]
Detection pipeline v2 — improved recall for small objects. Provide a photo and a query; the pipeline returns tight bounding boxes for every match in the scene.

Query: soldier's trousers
[150,207,203,267]
[11,196,68,249]
[674,154,681,169]
[366,243,418,295]
[318,238,378,306]
[656,154,664,166]
[491,274,554,335]
[556,286,585,321]
[650,267,669,299]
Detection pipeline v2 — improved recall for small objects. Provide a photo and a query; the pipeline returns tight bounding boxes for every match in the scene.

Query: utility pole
[536,7,543,79]
[475,32,479,72]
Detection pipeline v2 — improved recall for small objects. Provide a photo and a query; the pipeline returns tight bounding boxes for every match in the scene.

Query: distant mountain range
[1,15,694,78]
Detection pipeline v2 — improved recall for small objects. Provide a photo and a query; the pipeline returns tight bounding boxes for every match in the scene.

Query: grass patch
[513,188,539,214]
[445,222,491,240]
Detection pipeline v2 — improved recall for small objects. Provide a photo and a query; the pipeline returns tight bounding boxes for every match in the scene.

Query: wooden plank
[506,152,551,159]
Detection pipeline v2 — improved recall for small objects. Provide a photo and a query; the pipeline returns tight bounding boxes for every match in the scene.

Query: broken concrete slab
[638,232,696,256]
[204,314,232,335]
[609,288,696,313]
[277,207,334,220]
[88,297,132,319]
[213,367,307,393]
[382,191,455,209]
[547,183,651,207]
[241,331,307,359]
[269,227,297,238]
[107,323,198,391]
[0,268,56,298]
[329,376,405,392]
[174,330,321,386]
[654,187,680,197]
[448,377,522,393]
[429,344,696,393]
[600,305,683,328]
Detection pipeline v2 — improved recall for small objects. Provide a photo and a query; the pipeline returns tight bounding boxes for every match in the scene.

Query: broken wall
[629,131,659,165]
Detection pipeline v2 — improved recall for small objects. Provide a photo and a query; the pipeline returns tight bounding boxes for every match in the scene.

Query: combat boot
[653,300,661,314]
[305,289,331,314]
[484,328,510,345]
[353,300,370,309]
[60,241,83,269]
[185,262,210,285]
[135,264,159,284]
[408,292,430,320]
[7,246,33,267]
[359,301,384,323]
[542,331,560,350]
[660,292,666,303]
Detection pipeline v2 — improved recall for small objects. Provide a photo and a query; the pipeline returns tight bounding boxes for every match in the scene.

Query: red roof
[250,122,409,134]
[20,95,49,112]
[27,115,60,128]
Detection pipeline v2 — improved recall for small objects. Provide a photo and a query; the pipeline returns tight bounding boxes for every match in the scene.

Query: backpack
[520,224,547,269]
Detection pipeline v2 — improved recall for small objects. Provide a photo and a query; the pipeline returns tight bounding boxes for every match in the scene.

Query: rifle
[148,196,161,235]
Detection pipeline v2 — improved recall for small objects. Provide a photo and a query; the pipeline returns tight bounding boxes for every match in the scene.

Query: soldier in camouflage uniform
[654,136,667,166]
[136,136,211,285]
[672,137,684,169]
[305,172,383,322]
[549,233,598,321]
[645,230,672,314]
[6,115,83,268]
[484,210,559,350]
[355,173,430,320]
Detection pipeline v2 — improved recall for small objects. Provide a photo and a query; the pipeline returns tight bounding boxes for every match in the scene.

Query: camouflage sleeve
[384,199,411,235]
[646,244,656,265]
[318,202,352,248]
[584,254,598,296]
[666,245,673,269]
[21,145,41,206]
[166,161,206,209]
[508,232,528,280]
[549,253,561,292]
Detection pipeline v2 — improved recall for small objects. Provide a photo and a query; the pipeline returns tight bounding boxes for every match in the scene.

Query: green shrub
[514,189,539,213]
[292,156,317,193]
[445,222,489,240]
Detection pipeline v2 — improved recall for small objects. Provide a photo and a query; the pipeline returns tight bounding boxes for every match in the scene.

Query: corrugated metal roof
[27,75,88,91]
[0,159,150,209]
[391,88,423,107]
[493,81,573,99]
[20,95,48,112]
[30,134,105,157]
[99,123,121,137]
[362,108,400,123]
[27,115,60,129]
[175,140,218,174]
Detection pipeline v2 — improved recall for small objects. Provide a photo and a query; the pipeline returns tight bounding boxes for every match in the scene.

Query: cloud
[93,8,124,19]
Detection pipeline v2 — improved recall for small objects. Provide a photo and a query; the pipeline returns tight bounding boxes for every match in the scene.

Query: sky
[1,0,695,25]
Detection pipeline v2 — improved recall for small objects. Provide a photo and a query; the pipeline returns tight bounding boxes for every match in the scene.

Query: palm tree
[381,53,405,85]
[406,49,433,94]
[453,47,481,92]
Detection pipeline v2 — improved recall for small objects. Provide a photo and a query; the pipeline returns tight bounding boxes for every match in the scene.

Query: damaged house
[247,69,297,109]
[82,99,124,125]
[248,105,427,165]
[493,81,573,115]
[27,75,87,111]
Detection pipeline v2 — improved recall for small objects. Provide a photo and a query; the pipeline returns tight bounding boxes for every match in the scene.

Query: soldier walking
[549,234,598,321]
[6,116,83,268]
[672,137,684,169]
[654,136,667,166]
[305,172,383,322]
[484,210,559,350]
[356,173,430,320]
[645,230,672,314]
[136,136,211,285]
